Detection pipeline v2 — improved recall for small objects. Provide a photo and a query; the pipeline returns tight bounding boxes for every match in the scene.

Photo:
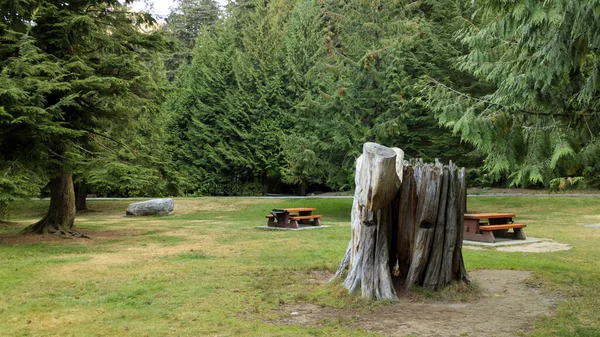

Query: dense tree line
[2,0,599,227]
[164,0,478,195]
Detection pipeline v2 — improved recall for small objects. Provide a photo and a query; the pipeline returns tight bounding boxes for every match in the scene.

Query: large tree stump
[333,143,470,300]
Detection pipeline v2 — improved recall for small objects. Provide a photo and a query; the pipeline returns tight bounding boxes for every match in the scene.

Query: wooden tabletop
[464,213,516,220]
[274,208,316,212]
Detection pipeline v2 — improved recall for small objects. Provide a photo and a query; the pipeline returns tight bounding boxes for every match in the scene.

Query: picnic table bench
[266,207,322,228]
[463,213,526,243]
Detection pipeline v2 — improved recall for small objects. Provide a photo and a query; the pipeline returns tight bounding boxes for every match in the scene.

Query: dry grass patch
[173,198,274,215]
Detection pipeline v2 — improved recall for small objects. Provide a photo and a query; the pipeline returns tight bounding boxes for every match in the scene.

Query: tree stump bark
[333,143,470,300]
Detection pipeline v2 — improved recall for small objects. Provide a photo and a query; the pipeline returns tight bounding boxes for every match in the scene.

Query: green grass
[0,196,599,336]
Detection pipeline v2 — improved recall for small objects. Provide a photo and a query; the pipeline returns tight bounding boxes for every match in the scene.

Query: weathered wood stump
[333,143,470,301]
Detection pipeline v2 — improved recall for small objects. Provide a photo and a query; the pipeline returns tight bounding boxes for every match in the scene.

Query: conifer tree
[166,0,293,195]
[0,0,168,232]
[165,0,480,195]
[422,0,600,188]
[285,0,475,190]
[162,0,221,80]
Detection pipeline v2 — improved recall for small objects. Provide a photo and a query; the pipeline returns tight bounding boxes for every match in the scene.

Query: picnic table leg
[287,219,299,228]
[298,211,312,225]
[274,212,289,227]
[481,230,495,243]
[267,217,275,227]
[493,229,510,238]
[463,219,496,243]
[286,214,299,228]
[513,227,526,240]
[463,219,480,241]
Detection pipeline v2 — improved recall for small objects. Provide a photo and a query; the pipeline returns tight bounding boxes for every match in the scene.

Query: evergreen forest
[2,0,600,224]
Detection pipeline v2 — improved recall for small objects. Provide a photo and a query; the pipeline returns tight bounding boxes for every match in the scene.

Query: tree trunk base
[21,215,90,238]
[21,167,88,238]
[22,223,91,239]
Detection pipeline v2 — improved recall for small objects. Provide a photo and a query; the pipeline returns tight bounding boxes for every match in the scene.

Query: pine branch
[83,129,138,158]
[425,76,570,117]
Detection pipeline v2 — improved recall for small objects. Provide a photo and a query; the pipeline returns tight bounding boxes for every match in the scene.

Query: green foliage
[165,0,478,194]
[0,0,172,212]
[165,0,292,195]
[281,0,477,190]
[0,163,44,220]
[162,0,221,80]
[422,0,600,187]
[549,176,586,193]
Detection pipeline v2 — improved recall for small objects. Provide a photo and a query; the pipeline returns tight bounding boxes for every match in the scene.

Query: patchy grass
[0,196,599,336]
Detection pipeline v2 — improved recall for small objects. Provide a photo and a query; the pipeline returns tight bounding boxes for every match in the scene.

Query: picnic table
[266,207,322,228]
[463,213,526,243]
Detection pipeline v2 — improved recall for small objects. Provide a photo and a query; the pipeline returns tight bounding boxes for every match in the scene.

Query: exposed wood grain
[453,167,470,283]
[423,164,449,289]
[396,165,416,280]
[333,143,470,299]
[355,143,402,211]
[405,162,443,290]
[441,163,457,284]
[374,204,397,300]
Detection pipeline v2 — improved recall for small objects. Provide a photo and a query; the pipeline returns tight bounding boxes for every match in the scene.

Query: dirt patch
[274,270,559,337]
[463,239,572,253]
[0,225,143,245]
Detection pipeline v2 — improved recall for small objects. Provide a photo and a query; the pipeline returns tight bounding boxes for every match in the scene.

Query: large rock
[126,198,174,216]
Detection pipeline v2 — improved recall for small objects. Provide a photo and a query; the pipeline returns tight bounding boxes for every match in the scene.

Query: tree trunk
[75,184,88,212]
[299,180,307,196]
[262,173,269,196]
[22,167,76,235]
[333,143,470,299]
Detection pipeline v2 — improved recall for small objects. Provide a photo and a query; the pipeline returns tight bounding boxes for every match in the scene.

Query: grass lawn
[0,196,599,336]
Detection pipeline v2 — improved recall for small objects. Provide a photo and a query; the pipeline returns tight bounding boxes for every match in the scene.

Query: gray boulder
[126,198,174,216]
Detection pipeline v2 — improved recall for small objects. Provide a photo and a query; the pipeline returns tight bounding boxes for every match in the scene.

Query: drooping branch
[425,76,570,117]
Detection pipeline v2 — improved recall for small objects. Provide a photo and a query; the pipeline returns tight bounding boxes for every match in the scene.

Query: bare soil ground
[495,240,572,253]
[0,222,142,245]
[463,239,573,253]
[274,270,559,337]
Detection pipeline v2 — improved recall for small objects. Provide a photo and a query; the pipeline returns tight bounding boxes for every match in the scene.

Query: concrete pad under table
[257,225,330,231]
[463,236,542,247]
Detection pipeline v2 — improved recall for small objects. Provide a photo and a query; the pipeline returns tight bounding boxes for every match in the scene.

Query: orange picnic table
[266,207,322,228]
